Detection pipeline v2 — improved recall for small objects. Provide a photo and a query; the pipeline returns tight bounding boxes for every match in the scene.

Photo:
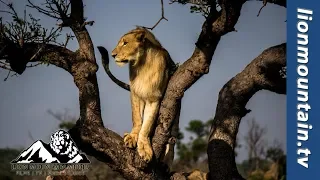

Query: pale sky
[0,0,286,162]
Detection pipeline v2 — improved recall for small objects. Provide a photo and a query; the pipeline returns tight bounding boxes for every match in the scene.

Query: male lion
[111,27,176,163]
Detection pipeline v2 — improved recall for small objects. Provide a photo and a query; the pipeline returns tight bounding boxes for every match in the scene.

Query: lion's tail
[97,46,130,91]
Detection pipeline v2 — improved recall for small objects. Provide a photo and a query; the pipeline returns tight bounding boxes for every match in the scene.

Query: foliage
[0,148,20,180]
[174,118,241,172]
[266,147,284,162]
[176,119,210,165]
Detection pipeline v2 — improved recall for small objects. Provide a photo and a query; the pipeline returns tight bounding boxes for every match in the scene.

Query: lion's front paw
[123,132,138,148]
[137,137,153,163]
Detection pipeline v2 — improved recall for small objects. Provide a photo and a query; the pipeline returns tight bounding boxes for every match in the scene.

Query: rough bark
[207,43,286,180]
[0,0,286,179]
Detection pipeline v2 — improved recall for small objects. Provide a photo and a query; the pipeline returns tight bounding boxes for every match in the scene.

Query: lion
[111,27,177,164]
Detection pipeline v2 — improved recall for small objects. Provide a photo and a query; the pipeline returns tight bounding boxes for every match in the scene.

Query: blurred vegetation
[0,110,285,180]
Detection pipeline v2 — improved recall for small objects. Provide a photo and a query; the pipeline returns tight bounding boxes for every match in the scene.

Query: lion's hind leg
[124,93,144,148]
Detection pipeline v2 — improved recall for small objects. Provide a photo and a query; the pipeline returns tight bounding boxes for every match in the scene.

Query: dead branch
[27,0,63,20]
[257,0,268,16]
[207,43,286,179]
[4,70,11,81]
[141,0,168,30]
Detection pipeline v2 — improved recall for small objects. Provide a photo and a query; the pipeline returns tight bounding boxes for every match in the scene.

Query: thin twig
[4,70,11,81]
[26,62,42,67]
[63,33,74,48]
[29,26,61,61]
[142,0,168,30]
[257,0,267,17]
[0,10,15,16]
[27,0,62,20]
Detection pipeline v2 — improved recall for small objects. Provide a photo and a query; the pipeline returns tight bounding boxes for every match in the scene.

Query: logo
[11,130,91,176]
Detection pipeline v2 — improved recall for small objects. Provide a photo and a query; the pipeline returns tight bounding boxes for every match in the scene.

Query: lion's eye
[123,42,128,46]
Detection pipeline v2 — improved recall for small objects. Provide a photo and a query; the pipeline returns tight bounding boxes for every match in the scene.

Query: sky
[0,0,286,163]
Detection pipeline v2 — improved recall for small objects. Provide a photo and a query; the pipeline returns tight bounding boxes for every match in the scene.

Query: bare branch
[0,10,15,16]
[27,0,62,20]
[0,0,19,17]
[4,70,11,81]
[257,0,268,16]
[63,32,74,48]
[141,0,168,30]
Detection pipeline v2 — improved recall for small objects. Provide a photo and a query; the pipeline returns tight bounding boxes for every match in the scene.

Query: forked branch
[141,0,168,30]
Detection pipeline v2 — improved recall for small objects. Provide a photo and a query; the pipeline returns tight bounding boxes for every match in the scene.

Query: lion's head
[111,27,162,67]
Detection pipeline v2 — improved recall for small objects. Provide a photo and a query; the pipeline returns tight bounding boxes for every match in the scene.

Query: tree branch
[70,0,84,25]
[141,0,168,30]
[151,0,245,162]
[256,0,286,8]
[207,43,286,180]
[0,42,76,73]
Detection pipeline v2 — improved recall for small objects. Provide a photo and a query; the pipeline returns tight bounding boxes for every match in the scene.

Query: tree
[176,119,210,167]
[48,109,124,180]
[244,118,267,171]
[176,119,241,166]
[265,140,286,180]
[0,0,286,179]
[47,109,77,130]
[175,119,242,172]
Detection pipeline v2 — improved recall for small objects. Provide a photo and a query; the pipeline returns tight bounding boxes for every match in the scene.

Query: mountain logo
[11,129,90,164]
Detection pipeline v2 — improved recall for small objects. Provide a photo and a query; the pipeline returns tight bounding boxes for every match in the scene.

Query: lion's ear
[135,32,145,42]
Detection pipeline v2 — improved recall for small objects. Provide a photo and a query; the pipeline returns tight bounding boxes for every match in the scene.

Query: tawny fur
[111,27,176,165]
[186,170,208,180]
